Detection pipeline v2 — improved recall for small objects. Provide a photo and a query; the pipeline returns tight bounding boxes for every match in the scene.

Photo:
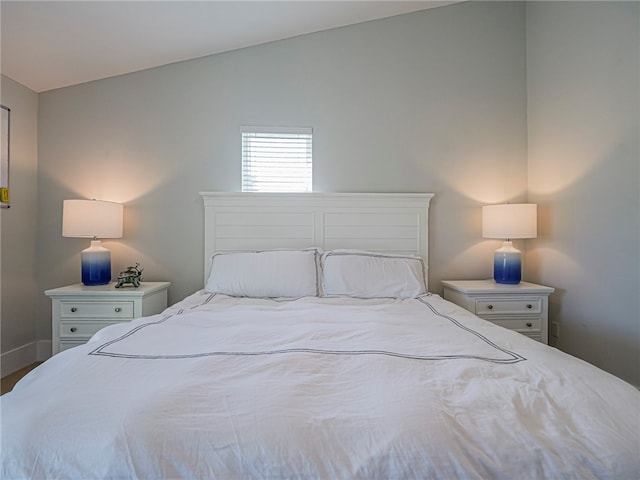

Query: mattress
[1,292,639,479]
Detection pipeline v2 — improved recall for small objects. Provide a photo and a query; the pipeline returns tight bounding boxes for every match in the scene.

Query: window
[241,126,312,192]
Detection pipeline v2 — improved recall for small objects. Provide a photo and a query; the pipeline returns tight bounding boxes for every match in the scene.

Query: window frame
[240,126,313,193]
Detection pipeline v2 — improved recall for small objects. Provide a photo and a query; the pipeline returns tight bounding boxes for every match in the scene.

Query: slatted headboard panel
[200,192,434,285]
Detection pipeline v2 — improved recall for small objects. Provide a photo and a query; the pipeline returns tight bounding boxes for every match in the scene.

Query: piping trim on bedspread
[89,295,526,364]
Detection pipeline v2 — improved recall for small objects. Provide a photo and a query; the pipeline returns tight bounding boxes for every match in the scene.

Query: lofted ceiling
[1,1,460,93]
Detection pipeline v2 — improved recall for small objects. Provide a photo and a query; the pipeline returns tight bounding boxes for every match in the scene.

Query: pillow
[205,249,319,298]
[321,250,426,298]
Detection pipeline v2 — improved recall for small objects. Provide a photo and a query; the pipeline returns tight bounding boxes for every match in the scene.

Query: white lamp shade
[482,203,537,239]
[62,199,123,238]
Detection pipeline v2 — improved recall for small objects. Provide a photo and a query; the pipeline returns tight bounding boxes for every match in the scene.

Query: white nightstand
[45,282,171,354]
[441,280,554,344]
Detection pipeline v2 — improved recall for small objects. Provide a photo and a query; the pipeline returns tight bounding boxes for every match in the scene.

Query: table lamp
[63,199,123,286]
[482,203,537,284]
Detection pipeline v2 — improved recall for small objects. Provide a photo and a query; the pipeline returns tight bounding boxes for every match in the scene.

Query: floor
[1,362,42,395]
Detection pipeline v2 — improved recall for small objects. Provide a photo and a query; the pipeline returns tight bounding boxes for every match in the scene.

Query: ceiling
[1,1,459,93]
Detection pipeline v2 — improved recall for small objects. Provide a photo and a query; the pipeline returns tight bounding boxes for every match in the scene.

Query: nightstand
[45,282,171,354]
[441,279,554,344]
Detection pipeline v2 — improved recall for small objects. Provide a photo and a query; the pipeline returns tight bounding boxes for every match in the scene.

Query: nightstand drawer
[59,302,134,319]
[490,317,542,333]
[59,340,85,352]
[59,321,122,338]
[476,298,542,315]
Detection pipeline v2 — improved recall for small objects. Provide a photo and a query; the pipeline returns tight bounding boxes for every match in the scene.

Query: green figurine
[115,263,143,288]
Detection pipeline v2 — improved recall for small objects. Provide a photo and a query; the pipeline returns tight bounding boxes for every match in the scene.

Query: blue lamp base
[493,240,521,285]
[81,240,112,286]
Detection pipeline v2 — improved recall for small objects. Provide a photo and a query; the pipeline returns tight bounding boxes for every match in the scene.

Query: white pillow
[205,249,319,298]
[321,250,427,298]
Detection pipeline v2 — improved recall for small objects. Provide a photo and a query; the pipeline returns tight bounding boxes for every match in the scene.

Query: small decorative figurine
[115,263,143,288]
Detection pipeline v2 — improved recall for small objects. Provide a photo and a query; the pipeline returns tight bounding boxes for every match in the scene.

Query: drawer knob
[115,307,121,313]
[487,305,493,310]
[526,322,533,328]
[70,307,77,313]
[70,327,77,333]
[526,304,533,309]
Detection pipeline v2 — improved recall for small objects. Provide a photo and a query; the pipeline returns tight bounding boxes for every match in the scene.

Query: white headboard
[200,192,434,284]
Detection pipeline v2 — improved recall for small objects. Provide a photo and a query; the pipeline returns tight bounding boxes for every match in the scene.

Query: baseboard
[1,341,51,377]
[1,343,36,377]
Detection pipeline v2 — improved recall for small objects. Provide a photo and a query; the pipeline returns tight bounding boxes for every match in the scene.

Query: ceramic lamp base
[81,240,112,286]
[493,240,521,284]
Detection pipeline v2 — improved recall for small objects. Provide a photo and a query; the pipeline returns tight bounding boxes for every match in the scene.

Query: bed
[1,192,639,479]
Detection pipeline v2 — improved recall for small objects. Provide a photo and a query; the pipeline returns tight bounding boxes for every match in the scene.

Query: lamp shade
[482,204,537,240]
[63,199,123,239]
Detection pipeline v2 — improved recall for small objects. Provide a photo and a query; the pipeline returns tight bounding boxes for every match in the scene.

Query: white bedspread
[2,293,639,479]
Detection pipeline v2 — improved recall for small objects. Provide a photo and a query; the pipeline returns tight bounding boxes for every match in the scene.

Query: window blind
[241,126,312,192]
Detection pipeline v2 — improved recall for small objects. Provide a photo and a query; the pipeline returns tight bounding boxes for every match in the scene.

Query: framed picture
[1,105,9,208]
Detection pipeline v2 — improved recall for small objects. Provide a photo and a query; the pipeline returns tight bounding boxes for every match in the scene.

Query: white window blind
[241,126,312,192]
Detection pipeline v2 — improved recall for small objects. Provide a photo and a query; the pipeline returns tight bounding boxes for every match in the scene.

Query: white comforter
[2,293,639,479]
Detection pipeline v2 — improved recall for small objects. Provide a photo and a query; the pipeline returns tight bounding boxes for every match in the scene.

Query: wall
[36,0,528,349]
[526,1,640,386]
[0,75,39,375]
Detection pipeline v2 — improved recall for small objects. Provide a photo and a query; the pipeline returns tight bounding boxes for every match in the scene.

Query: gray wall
[36,0,528,339]
[526,1,639,385]
[0,75,39,372]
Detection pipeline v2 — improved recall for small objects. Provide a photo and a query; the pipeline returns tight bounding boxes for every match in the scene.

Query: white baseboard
[1,341,52,377]
[1,343,36,377]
